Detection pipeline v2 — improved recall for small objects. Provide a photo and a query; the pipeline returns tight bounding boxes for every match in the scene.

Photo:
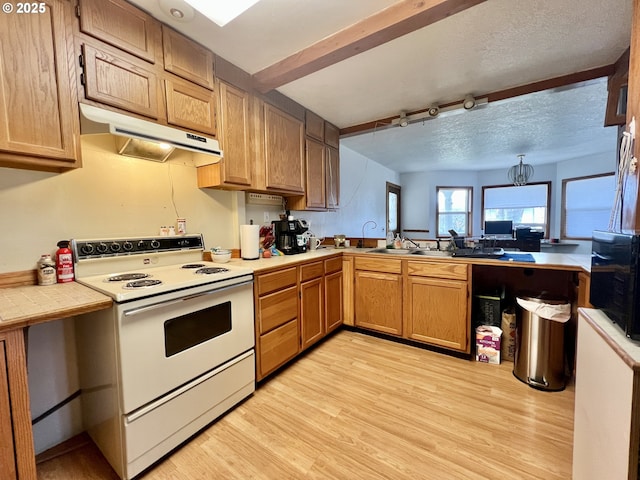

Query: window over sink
[436,186,473,237]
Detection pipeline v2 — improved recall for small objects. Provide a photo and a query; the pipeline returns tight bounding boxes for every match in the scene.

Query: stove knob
[137,240,147,250]
[110,242,121,253]
[80,243,94,255]
[96,242,108,254]
[122,241,133,252]
[150,239,160,249]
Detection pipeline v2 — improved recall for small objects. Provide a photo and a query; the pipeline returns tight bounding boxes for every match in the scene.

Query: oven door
[116,279,254,413]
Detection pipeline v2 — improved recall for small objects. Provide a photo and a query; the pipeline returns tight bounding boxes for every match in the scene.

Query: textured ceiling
[128,0,632,173]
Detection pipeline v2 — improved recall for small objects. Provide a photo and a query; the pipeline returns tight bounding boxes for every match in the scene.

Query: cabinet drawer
[258,286,298,334]
[256,267,297,296]
[259,319,299,379]
[324,256,342,274]
[355,257,402,274]
[407,261,468,280]
[300,261,323,282]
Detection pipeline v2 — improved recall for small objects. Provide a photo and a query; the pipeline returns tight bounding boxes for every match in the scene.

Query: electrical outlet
[263,212,270,222]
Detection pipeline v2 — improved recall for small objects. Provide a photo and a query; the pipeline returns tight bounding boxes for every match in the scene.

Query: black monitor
[484,220,513,237]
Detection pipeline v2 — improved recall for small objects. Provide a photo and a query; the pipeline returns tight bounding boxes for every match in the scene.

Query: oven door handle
[123,279,253,317]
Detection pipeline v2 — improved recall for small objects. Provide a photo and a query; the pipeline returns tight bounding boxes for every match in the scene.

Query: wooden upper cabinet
[81,42,162,119]
[324,121,340,148]
[197,81,252,188]
[162,26,214,90]
[0,0,80,171]
[165,75,216,135]
[263,104,305,193]
[78,0,161,64]
[305,110,324,141]
[326,146,340,209]
[303,138,326,209]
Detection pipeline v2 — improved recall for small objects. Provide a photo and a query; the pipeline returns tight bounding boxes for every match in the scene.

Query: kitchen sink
[409,249,452,257]
[367,248,412,254]
[367,248,452,257]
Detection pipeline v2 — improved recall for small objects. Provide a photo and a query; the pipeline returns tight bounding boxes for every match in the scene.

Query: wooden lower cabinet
[325,269,343,333]
[255,256,343,380]
[354,269,403,336]
[351,256,471,353]
[405,276,469,352]
[0,329,36,480]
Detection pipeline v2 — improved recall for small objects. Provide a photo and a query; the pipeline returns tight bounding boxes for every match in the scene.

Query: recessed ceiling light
[169,8,184,19]
[158,0,194,23]
[184,0,260,27]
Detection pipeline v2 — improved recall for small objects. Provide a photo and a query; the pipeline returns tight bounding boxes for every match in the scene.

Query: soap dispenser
[394,234,402,249]
[386,231,394,248]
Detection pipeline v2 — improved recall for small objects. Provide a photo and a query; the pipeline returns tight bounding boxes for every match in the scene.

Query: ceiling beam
[340,64,616,137]
[252,0,488,93]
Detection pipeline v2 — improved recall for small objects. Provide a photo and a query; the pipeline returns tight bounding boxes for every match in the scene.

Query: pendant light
[508,154,534,186]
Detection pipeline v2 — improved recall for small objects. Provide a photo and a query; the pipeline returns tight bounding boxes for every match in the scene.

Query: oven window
[164,301,232,357]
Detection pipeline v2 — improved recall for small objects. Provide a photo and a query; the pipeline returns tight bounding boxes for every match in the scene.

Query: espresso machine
[273,218,309,255]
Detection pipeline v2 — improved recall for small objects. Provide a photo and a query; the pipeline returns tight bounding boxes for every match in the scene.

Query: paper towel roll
[240,224,260,260]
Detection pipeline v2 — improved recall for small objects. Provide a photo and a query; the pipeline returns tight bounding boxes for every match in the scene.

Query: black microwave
[590,230,640,339]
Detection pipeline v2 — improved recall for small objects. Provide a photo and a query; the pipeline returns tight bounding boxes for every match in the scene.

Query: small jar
[37,254,56,286]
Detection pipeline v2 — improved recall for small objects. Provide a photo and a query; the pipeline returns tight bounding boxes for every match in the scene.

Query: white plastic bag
[516,298,571,323]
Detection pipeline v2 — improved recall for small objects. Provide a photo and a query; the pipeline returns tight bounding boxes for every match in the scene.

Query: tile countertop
[0,282,113,332]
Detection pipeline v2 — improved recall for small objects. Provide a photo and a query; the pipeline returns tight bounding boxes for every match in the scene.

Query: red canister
[56,240,75,283]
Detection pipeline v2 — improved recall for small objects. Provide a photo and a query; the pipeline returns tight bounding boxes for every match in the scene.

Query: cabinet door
[300,277,324,350]
[303,138,326,209]
[258,319,299,380]
[263,104,304,193]
[162,25,214,90]
[78,0,161,63]
[82,43,161,119]
[355,270,402,336]
[405,276,469,352]
[326,146,340,209]
[0,330,36,479]
[305,110,324,141]
[0,339,16,479]
[165,76,216,135]
[325,270,343,333]
[324,121,340,148]
[213,81,252,186]
[0,0,80,169]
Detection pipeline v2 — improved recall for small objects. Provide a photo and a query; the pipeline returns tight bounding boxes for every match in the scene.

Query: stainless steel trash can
[513,296,569,391]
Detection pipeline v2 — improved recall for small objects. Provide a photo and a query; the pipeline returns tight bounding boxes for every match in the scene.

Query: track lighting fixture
[427,105,439,117]
[399,111,408,127]
[463,95,477,110]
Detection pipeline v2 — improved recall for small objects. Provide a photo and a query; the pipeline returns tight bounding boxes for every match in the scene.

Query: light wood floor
[37,330,574,479]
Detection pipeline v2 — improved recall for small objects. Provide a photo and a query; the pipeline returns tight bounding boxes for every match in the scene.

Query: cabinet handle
[78,54,84,68]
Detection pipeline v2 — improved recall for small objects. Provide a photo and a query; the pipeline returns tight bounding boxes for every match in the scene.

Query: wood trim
[252,0,487,93]
[622,0,640,230]
[36,432,92,465]
[2,329,36,478]
[0,270,37,288]
[605,48,630,127]
[341,65,615,137]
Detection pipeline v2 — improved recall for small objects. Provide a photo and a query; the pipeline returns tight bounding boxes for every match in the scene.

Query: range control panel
[71,234,204,260]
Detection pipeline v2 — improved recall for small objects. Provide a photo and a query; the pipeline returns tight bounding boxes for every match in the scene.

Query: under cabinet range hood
[79,103,223,163]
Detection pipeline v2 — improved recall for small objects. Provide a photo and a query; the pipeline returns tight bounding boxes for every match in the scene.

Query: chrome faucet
[359,220,377,248]
[403,236,420,248]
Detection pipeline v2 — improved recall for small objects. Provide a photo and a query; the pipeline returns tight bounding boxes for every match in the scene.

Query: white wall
[1,135,244,453]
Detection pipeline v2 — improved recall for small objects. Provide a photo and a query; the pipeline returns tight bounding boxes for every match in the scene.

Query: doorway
[386,182,401,237]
